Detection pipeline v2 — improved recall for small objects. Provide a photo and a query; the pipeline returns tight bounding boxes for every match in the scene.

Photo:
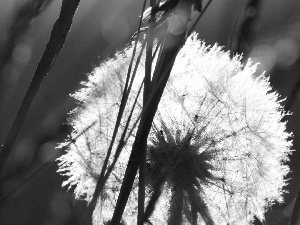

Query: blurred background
[0,0,300,224]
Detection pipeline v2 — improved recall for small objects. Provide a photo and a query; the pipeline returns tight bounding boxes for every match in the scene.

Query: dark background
[0,0,300,224]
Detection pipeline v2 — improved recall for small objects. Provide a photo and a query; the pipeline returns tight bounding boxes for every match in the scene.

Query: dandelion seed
[57,32,292,225]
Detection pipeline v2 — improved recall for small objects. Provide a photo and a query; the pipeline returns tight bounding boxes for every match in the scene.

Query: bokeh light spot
[274,38,299,67]
[247,6,257,17]
[12,138,35,165]
[101,15,130,44]
[38,141,57,163]
[249,44,277,74]
[13,42,32,64]
[168,12,188,35]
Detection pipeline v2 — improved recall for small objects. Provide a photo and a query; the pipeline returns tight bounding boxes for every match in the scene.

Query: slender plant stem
[81,30,162,225]
[80,2,148,224]
[94,24,142,193]
[0,0,80,182]
[80,42,147,225]
[110,2,194,223]
[110,41,177,223]
[138,0,156,223]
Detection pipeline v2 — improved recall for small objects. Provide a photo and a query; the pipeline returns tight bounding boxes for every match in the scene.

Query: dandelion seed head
[57,32,292,224]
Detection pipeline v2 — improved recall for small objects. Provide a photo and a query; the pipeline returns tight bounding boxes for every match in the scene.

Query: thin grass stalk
[110,33,183,224]
[95,0,148,191]
[80,4,148,222]
[138,0,156,223]
[82,37,162,225]
[0,0,80,183]
[87,41,162,225]
[80,42,147,225]
[94,91,144,206]
[103,78,145,181]
[110,5,193,223]
[82,81,143,224]
[111,1,215,221]
[150,26,168,87]
[81,109,141,224]
[96,40,147,187]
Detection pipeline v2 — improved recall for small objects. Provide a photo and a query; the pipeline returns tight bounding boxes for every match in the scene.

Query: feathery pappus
[57,33,292,225]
